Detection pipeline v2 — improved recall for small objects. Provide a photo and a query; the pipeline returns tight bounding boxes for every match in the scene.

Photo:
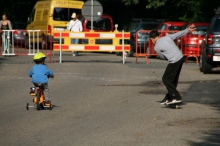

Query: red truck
[81,14,114,32]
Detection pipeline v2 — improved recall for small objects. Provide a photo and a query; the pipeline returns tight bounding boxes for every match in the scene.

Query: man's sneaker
[160,100,169,105]
[73,54,76,56]
[167,99,182,105]
[160,97,169,105]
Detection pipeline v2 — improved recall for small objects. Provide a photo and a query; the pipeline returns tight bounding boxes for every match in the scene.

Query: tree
[0,0,37,22]
[137,0,220,22]
[120,0,220,22]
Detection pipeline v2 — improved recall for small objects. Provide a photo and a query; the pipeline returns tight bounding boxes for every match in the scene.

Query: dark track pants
[162,57,184,101]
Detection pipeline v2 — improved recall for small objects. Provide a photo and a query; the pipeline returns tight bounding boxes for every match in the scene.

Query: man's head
[71,13,77,21]
[149,30,159,39]
[149,30,160,44]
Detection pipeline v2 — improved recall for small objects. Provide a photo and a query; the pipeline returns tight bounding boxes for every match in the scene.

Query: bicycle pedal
[45,103,50,106]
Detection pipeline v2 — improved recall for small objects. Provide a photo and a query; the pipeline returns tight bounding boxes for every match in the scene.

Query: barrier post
[1,30,15,56]
[37,31,39,51]
[122,30,125,64]
[59,30,62,63]
[11,31,15,55]
[28,31,31,54]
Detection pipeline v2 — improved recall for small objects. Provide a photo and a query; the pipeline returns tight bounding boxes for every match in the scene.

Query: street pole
[91,0,93,31]
[59,30,62,63]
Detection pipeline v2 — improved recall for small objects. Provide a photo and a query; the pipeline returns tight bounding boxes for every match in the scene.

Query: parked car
[178,22,209,56]
[126,19,164,56]
[199,7,220,74]
[78,14,114,44]
[80,14,114,32]
[12,22,27,47]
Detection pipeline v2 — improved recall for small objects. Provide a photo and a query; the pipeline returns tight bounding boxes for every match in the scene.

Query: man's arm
[168,29,189,40]
[168,24,196,40]
[0,21,2,33]
[46,67,54,77]
[29,68,33,77]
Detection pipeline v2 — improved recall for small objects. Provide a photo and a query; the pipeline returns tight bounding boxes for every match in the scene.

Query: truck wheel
[202,56,212,74]
[41,34,48,50]
[25,36,30,49]
[199,53,203,72]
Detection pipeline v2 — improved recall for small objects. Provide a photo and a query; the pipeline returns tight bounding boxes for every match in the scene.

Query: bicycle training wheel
[36,90,41,110]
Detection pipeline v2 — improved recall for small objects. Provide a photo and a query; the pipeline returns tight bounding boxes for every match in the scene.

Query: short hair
[149,30,159,39]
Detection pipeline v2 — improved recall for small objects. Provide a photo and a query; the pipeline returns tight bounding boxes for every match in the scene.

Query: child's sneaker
[30,87,36,95]
[44,100,50,103]
[44,100,51,105]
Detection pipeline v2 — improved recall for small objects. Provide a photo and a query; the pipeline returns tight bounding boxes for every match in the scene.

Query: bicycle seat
[33,83,44,88]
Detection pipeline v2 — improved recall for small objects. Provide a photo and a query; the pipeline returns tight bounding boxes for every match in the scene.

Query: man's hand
[188,24,196,33]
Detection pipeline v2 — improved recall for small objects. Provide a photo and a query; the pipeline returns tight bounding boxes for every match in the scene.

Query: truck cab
[26,0,84,49]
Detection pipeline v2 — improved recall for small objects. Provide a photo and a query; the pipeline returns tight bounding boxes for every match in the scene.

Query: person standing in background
[0,14,12,54]
[68,13,83,56]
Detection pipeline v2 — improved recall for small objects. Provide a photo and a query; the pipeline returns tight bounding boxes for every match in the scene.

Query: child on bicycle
[29,52,54,103]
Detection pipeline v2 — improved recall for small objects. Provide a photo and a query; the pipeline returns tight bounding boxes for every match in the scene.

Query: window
[194,26,208,35]
[53,8,81,21]
[126,21,140,31]
[157,24,166,30]
[86,18,111,31]
[28,9,36,23]
[180,23,188,30]
[13,23,27,29]
[168,26,182,30]
[141,23,160,30]
[213,19,220,32]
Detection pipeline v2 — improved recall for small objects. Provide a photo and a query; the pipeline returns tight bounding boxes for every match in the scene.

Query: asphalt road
[1,53,220,146]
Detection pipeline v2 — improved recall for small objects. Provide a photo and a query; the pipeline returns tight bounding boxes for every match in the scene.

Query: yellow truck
[26,0,84,49]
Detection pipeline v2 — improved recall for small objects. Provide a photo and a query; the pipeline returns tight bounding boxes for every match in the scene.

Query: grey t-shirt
[154,29,189,63]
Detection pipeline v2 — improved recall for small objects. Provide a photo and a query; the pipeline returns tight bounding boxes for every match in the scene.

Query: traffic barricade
[134,30,156,64]
[53,30,130,64]
[0,30,53,62]
[179,32,202,64]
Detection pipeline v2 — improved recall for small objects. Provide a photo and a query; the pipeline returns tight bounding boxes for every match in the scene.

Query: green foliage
[0,0,36,22]
[121,0,139,5]
[146,0,167,9]
[144,0,220,22]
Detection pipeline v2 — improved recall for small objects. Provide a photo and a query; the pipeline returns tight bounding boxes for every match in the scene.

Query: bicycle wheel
[49,101,53,110]
[36,90,41,110]
[26,103,29,110]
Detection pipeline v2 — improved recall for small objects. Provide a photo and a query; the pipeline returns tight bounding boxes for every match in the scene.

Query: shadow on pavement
[101,80,220,145]
[183,80,220,145]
